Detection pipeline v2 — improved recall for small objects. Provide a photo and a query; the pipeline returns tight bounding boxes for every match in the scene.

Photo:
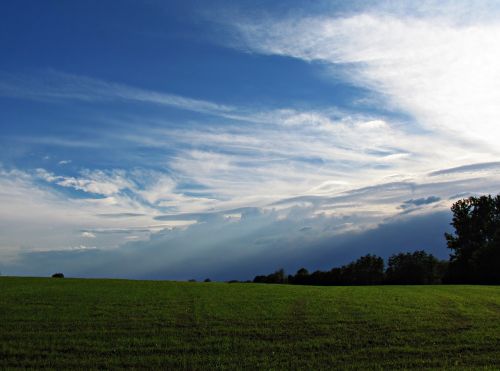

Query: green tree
[386,251,445,284]
[290,267,310,285]
[342,254,385,285]
[445,194,500,283]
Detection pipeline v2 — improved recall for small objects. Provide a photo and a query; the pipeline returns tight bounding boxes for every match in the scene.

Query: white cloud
[81,231,96,238]
[36,168,132,196]
[2,152,500,277]
[0,166,193,257]
[231,3,500,152]
[26,94,498,218]
[71,245,97,250]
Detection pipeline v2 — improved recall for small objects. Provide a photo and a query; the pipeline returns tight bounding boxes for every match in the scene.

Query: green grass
[1,278,499,369]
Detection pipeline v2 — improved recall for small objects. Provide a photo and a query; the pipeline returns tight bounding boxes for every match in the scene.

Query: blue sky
[1,1,500,279]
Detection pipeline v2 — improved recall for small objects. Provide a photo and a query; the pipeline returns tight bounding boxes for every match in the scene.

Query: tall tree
[445,194,500,283]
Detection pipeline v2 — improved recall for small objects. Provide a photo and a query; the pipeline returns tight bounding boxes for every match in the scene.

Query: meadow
[1,277,499,369]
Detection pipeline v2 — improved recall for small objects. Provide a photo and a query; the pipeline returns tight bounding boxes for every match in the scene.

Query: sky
[1,0,500,280]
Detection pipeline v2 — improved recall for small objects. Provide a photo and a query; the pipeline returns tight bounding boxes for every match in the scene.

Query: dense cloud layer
[1,208,452,280]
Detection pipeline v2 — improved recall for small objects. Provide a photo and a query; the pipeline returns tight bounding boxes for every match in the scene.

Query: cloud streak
[0,70,234,115]
[230,2,500,151]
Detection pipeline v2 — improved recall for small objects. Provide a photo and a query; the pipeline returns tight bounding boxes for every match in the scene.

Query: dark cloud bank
[2,209,452,281]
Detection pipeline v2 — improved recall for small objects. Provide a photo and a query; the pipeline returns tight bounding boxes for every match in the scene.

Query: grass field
[1,277,499,369]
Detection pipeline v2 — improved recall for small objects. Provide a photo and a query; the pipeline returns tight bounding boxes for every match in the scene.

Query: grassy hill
[1,277,499,369]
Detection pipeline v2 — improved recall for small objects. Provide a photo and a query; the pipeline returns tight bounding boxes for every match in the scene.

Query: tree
[253,275,268,283]
[341,254,385,285]
[386,251,445,284]
[52,273,64,278]
[267,268,286,284]
[253,268,286,284]
[306,255,384,286]
[296,267,309,277]
[290,267,310,285]
[445,194,500,283]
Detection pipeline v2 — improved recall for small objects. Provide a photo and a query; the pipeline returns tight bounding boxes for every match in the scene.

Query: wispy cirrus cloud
[429,161,500,177]
[1,68,498,261]
[35,168,132,196]
[0,70,233,115]
[229,1,500,151]
[0,166,190,256]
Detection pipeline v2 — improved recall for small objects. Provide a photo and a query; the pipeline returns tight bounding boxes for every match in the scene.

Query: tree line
[252,194,500,285]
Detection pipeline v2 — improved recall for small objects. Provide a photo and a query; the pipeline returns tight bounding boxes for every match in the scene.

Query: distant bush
[204,278,211,282]
[188,279,197,282]
[52,273,64,278]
